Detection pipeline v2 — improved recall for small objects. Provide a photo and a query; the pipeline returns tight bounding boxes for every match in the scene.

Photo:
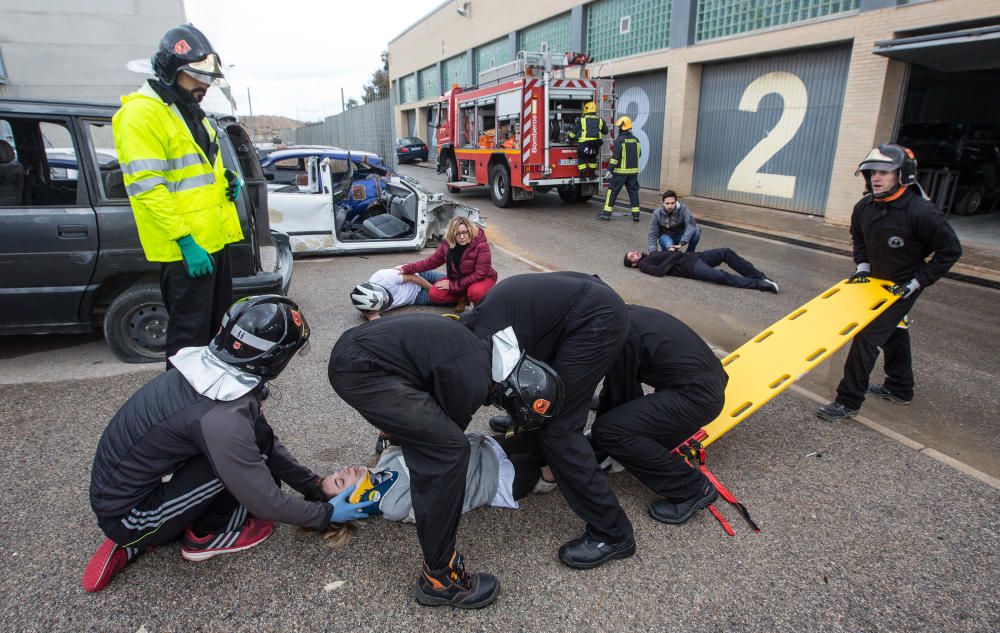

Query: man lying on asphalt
[624,248,780,293]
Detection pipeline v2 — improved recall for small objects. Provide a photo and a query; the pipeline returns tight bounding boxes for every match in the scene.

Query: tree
[362,50,390,103]
[344,98,360,110]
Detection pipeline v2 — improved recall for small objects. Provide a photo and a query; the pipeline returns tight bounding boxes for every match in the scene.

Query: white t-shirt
[369,268,420,310]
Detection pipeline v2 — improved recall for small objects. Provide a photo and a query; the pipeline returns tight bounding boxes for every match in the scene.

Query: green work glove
[225,168,243,202]
[176,235,214,278]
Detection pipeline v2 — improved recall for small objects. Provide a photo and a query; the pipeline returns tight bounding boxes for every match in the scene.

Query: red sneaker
[180,518,274,562]
[82,538,128,593]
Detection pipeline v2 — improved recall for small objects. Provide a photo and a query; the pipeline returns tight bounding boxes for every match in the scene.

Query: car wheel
[445,156,460,194]
[103,282,168,364]
[955,183,985,215]
[557,185,579,203]
[490,164,513,208]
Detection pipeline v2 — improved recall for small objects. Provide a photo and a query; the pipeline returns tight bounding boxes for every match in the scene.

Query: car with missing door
[0,99,295,363]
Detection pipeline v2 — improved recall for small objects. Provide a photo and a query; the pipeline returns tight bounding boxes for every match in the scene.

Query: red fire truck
[431,51,615,208]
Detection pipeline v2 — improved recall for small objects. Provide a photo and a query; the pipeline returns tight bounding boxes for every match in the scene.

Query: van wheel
[445,156,460,193]
[490,164,513,208]
[103,283,168,363]
[955,184,985,215]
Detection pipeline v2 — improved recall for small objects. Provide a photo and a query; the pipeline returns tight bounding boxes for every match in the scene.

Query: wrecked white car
[267,152,481,256]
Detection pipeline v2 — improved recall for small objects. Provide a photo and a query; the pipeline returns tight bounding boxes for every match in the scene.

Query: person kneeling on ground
[83,295,374,593]
[349,267,448,321]
[398,216,497,312]
[590,304,727,525]
[648,190,702,254]
[624,248,779,293]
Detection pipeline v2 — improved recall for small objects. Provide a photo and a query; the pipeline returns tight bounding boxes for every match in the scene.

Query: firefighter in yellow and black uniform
[568,101,607,179]
[601,116,641,222]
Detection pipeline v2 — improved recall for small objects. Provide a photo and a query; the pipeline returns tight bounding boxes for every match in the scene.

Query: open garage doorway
[877,23,1000,249]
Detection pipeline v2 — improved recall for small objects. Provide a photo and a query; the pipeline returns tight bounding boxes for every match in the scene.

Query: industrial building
[388,0,1000,227]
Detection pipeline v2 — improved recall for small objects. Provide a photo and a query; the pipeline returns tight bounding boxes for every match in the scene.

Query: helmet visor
[182,53,226,81]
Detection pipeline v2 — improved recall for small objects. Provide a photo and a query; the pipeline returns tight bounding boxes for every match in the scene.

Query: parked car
[396,136,428,163]
[264,146,481,256]
[897,123,1000,215]
[0,99,295,363]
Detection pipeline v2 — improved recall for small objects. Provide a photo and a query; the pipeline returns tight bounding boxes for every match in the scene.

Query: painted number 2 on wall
[727,71,808,199]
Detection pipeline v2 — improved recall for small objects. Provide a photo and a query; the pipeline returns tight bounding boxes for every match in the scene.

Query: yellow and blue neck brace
[348,469,399,515]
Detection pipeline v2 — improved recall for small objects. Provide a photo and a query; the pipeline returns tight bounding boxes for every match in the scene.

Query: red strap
[697,448,761,533]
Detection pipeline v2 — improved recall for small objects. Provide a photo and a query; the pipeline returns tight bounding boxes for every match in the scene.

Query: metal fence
[289,96,397,168]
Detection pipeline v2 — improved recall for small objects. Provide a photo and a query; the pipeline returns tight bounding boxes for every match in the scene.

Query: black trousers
[160,245,233,368]
[577,141,600,172]
[690,248,765,289]
[604,173,640,211]
[835,290,919,410]
[522,293,634,542]
[591,380,725,500]
[329,354,471,571]
[97,414,279,552]
[493,434,547,500]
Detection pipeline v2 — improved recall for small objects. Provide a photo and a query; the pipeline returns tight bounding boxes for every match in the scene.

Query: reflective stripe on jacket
[569,115,608,143]
[610,131,641,174]
[113,81,243,262]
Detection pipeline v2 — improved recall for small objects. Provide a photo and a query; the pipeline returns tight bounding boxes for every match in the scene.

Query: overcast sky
[183,0,442,121]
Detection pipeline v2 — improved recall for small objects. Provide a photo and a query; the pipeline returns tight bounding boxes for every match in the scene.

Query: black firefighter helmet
[856,143,918,198]
[152,24,227,86]
[492,352,565,433]
[209,295,311,379]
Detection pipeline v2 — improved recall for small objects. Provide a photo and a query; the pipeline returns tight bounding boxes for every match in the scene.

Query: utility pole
[246,87,255,141]
[341,87,346,113]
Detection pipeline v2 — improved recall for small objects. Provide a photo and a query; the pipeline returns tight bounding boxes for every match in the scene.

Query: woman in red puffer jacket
[399,216,498,308]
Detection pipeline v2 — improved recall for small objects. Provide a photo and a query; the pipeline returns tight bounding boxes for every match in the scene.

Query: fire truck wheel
[489,164,513,208]
[557,186,579,203]
[445,157,460,193]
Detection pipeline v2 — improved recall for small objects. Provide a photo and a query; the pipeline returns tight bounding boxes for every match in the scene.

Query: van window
[84,121,128,202]
[0,117,83,207]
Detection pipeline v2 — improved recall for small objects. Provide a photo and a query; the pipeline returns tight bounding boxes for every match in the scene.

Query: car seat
[0,140,25,206]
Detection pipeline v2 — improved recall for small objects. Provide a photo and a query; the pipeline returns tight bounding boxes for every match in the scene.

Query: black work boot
[558,532,636,569]
[489,414,512,434]
[648,482,718,524]
[414,551,499,609]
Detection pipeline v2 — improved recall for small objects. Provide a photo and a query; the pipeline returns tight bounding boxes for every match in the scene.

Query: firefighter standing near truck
[568,101,607,179]
[601,116,642,222]
[113,24,245,367]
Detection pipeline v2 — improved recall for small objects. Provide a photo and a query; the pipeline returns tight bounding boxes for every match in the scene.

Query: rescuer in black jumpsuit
[329,313,562,609]
[817,144,962,422]
[591,304,728,525]
[460,271,636,569]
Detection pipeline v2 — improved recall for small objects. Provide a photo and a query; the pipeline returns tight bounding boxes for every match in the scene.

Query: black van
[0,99,294,363]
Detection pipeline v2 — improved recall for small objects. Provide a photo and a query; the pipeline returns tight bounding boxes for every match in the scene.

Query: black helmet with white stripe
[209,295,310,379]
[350,282,392,313]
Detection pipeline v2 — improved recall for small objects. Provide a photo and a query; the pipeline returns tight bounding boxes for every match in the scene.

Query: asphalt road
[0,167,997,632]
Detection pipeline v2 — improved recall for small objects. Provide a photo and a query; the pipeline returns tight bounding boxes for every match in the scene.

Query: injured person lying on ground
[624,248,780,293]
[318,433,557,544]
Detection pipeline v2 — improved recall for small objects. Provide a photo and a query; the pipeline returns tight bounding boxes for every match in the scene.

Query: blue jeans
[658,226,701,253]
[414,271,445,305]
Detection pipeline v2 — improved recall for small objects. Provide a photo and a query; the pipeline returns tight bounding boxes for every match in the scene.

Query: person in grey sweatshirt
[648,190,702,254]
[321,433,552,526]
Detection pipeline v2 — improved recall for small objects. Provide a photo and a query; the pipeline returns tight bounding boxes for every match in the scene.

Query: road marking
[492,243,1000,491]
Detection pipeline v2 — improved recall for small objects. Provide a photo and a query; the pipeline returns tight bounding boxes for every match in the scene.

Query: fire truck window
[460,106,476,148]
[497,117,519,149]
[477,104,497,149]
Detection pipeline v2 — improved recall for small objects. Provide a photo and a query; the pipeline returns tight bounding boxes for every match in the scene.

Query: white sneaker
[759,278,780,294]
[532,477,558,494]
[599,456,625,474]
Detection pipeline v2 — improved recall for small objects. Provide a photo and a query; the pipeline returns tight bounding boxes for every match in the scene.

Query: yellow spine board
[698,278,899,448]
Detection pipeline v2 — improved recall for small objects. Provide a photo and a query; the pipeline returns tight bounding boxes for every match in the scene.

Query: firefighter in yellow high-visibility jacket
[113,25,244,368]
[601,116,641,222]
[567,101,607,179]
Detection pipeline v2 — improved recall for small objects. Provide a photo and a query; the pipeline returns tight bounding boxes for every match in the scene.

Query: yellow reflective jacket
[112,81,243,262]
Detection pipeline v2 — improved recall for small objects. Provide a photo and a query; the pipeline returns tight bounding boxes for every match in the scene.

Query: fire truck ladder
[671,279,900,535]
